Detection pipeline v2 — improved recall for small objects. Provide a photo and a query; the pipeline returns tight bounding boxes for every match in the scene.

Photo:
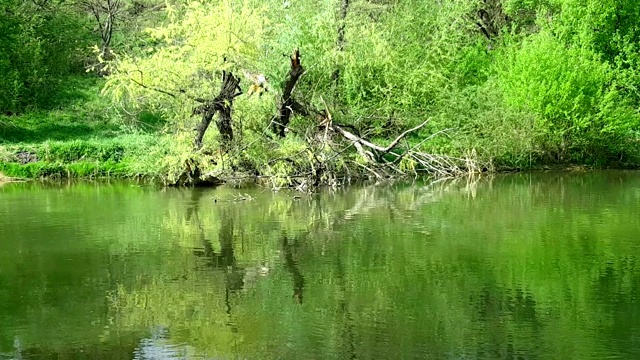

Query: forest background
[1,0,639,186]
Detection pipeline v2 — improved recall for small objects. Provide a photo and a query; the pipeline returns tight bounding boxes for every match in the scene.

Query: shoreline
[0,165,638,189]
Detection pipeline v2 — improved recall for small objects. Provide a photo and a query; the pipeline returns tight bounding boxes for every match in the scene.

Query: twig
[129,70,209,103]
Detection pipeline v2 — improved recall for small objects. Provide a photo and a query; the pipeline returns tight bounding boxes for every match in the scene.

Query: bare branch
[129,76,178,99]
[332,118,431,154]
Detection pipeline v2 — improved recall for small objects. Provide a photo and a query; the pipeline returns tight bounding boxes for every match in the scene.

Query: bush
[495,31,640,164]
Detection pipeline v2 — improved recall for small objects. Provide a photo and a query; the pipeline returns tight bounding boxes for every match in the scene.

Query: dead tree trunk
[476,0,509,41]
[194,71,242,149]
[272,49,305,137]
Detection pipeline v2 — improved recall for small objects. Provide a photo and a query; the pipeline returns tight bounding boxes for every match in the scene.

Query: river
[0,171,639,359]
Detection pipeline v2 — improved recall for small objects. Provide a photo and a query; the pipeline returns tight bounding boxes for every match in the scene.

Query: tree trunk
[272,49,305,137]
[194,107,216,150]
[194,71,242,149]
[82,0,121,75]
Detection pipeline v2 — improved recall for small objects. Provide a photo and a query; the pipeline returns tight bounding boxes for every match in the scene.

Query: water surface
[0,172,639,359]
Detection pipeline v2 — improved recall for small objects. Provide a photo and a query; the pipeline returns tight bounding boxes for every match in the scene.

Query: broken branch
[332,118,430,154]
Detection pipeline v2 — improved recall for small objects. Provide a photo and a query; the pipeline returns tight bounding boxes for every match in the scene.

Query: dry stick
[129,69,230,106]
[326,141,357,163]
[352,161,383,179]
[421,154,456,174]
[320,96,333,142]
[130,76,178,99]
[426,154,462,175]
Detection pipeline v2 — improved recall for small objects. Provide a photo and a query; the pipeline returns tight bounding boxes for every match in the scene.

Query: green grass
[0,76,170,180]
[0,77,120,143]
[0,161,129,178]
[0,136,159,179]
[0,110,122,144]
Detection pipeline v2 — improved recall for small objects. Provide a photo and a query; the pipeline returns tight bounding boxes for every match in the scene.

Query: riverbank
[1,110,638,187]
[0,172,25,186]
[0,77,170,182]
[2,78,638,187]
[1,135,635,188]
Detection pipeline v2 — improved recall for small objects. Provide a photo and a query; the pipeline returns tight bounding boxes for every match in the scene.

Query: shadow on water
[4,337,140,360]
[189,188,308,306]
[468,285,542,359]
[187,189,243,335]
[335,250,357,360]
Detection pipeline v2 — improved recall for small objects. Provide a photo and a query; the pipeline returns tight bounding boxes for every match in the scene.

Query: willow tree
[103,0,269,149]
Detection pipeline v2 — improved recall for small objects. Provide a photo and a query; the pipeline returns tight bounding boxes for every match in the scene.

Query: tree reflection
[189,190,244,289]
[187,189,243,332]
[282,235,305,304]
[335,251,357,360]
[98,173,640,359]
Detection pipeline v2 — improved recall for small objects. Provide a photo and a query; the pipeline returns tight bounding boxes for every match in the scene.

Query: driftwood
[331,119,430,161]
[193,71,242,149]
[272,49,305,137]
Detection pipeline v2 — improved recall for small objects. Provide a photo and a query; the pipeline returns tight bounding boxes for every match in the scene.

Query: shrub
[495,31,640,164]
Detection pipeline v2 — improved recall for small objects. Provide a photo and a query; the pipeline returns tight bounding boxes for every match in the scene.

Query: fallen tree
[261,49,481,188]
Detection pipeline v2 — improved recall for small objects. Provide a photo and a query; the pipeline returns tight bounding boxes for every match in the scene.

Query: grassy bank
[0,74,637,187]
[0,172,11,184]
[0,77,166,181]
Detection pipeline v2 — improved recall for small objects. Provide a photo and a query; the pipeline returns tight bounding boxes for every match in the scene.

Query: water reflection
[282,235,305,304]
[0,172,639,359]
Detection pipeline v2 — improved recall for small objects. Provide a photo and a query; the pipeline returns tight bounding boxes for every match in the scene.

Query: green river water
[0,171,639,359]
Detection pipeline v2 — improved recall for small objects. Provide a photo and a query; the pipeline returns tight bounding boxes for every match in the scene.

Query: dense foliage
[1,0,640,182]
[0,0,93,113]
